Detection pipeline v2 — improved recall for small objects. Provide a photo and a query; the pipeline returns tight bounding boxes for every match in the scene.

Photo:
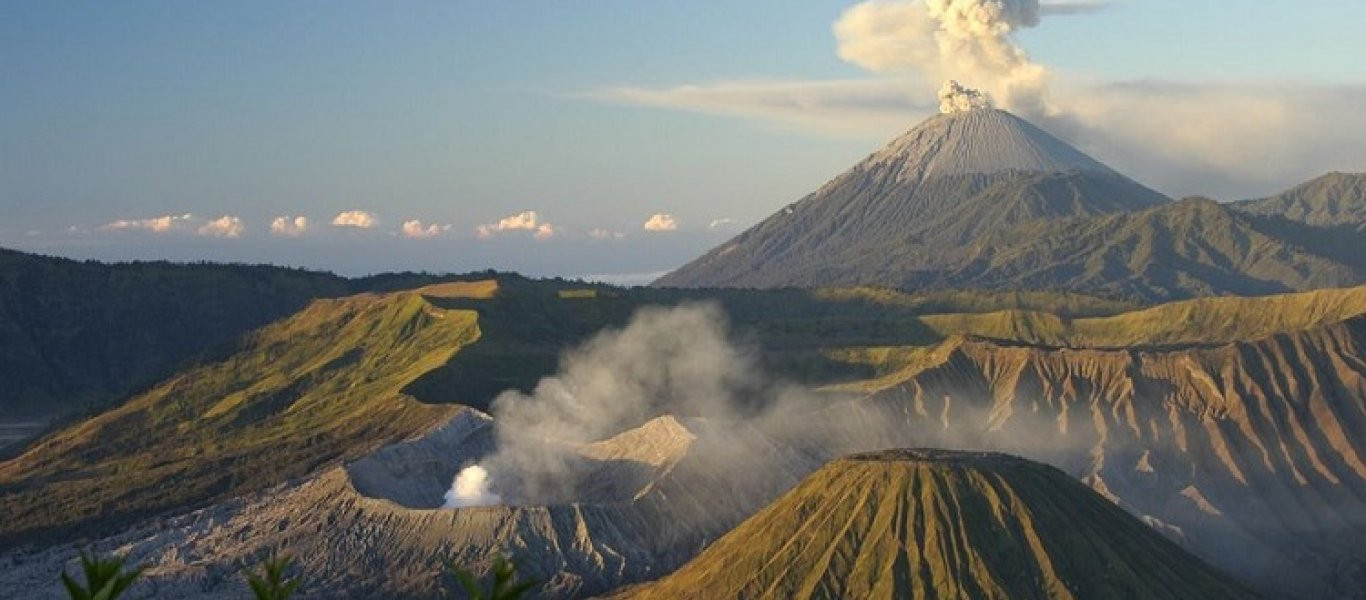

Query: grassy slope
[3,271,1364,546]
[0,284,485,543]
[947,197,1364,301]
[626,450,1260,600]
[0,248,481,423]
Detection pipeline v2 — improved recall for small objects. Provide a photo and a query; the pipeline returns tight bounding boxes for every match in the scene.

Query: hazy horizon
[4,0,1365,277]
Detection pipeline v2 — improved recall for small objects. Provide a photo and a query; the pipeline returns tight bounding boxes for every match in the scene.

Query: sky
[2,1,1364,279]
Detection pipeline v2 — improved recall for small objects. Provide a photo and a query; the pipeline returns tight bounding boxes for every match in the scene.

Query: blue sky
[3,1,1364,278]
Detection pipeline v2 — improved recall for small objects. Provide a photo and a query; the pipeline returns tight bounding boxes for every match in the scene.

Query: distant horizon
[5,0,1364,275]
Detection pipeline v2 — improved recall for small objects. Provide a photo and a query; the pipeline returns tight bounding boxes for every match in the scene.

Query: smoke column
[939,79,991,113]
[835,0,1051,117]
[442,465,501,508]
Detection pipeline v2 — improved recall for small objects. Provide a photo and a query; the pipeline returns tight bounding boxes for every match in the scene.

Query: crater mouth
[345,411,696,509]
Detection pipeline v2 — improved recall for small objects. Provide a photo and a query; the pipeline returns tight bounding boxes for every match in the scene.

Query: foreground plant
[60,550,146,600]
[449,555,538,600]
[244,554,302,600]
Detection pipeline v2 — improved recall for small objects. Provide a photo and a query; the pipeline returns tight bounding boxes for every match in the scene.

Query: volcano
[624,449,1262,600]
[654,107,1168,289]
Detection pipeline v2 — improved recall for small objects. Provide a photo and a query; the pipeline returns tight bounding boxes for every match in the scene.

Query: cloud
[643,214,679,232]
[708,218,737,230]
[269,216,309,237]
[100,213,194,233]
[401,219,452,239]
[1053,82,1366,198]
[590,78,931,137]
[197,215,244,239]
[584,0,1366,200]
[331,210,378,228]
[476,210,558,240]
[834,0,1051,117]
[1039,0,1111,16]
[588,228,626,240]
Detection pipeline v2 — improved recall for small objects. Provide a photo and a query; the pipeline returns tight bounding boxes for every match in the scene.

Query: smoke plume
[442,465,500,508]
[939,79,991,113]
[835,0,1051,117]
[443,303,1094,512]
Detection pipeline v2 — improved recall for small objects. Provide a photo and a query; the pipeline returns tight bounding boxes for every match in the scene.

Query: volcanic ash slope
[0,410,820,599]
[623,449,1263,600]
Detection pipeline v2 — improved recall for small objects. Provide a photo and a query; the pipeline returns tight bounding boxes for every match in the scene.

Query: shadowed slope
[1234,172,1366,230]
[626,450,1260,600]
[655,109,1167,290]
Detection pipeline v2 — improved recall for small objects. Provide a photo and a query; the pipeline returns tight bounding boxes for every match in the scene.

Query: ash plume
[835,0,1052,117]
[939,79,991,113]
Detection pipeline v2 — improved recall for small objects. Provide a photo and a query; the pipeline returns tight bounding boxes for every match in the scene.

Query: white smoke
[939,80,991,113]
[440,302,1097,529]
[835,0,1051,117]
[443,465,501,508]
[462,303,818,505]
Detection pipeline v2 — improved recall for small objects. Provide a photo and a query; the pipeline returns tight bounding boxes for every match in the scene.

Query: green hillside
[0,284,485,544]
[0,248,471,427]
[625,450,1261,600]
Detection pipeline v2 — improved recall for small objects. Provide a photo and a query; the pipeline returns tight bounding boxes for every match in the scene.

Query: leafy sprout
[243,554,302,600]
[449,555,538,600]
[60,550,146,600]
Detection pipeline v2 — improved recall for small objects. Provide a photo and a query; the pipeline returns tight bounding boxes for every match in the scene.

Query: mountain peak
[863,107,1116,183]
[626,448,1262,600]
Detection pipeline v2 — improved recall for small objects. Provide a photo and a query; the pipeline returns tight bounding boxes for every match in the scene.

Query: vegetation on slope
[0,248,480,425]
[0,285,484,544]
[626,450,1260,600]
[946,196,1364,301]
[1234,171,1366,230]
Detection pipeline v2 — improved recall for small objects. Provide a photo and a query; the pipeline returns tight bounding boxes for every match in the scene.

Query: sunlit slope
[627,450,1260,600]
[917,284,1366,348]
[0,284,487,543]
[837,316,1366,599]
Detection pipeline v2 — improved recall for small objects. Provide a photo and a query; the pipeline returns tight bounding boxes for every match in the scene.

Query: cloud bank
[401,219,452,239]
[643,214,678,232]
[100,214,195,234]
[331,210,378,228]
[476,210,557,240]
[270,216,310,237]
[197,215,245,239]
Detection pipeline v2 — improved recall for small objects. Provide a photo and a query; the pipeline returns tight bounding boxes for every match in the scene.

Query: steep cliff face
[855,316,1366,599]
[625,450,1262,600]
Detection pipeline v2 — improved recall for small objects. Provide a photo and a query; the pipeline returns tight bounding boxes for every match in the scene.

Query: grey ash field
[3,107,1366,599]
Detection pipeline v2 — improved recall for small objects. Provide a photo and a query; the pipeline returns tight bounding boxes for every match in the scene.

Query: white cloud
[585,0,1366,201]
[591,78,930,137]
[708,218,737,230]
[476,210,558,240]
[270,215,309,237]
[100,213,194,233]
[588,227,627,240]
[401,219,452,239]
[197,215,245,239]
[1039,0,1111,16]
[331,210,378,228]
[643,213,679,232]
[533,223,557,240]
